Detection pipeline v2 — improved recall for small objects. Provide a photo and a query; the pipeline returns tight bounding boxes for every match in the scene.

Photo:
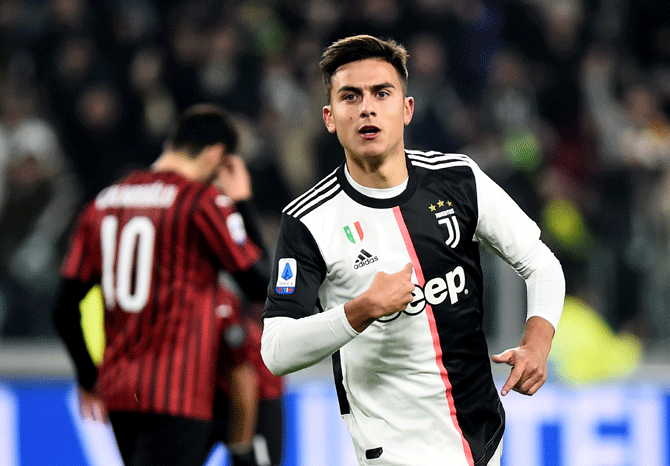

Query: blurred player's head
[166,103,238,182]
[319,34,409,104]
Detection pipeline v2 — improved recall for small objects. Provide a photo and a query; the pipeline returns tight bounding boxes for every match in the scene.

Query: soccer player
[54,104,269,466]
[260,35,565,466]
[208,291,285,466]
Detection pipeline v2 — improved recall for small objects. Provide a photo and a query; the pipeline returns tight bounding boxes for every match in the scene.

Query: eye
[377,90,390,98]
[343,93,358,101]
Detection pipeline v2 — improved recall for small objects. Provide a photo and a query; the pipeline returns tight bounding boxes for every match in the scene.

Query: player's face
[323,58,413,163]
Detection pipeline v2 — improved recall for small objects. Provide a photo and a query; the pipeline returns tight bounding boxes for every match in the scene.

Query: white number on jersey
[101,215,155,313]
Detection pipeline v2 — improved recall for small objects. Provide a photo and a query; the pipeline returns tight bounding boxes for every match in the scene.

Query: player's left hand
[491,346,548,396]
[491,316,554,396]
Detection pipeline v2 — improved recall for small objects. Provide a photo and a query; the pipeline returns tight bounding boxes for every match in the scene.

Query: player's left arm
[470,160,565,396]
[213,155,271,301]
[194,187,269,302]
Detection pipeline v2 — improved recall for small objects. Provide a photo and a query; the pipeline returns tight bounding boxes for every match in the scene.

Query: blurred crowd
[0,0,669,357]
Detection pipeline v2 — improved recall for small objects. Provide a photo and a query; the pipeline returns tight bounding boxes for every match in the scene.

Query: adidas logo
[354,249,378,269]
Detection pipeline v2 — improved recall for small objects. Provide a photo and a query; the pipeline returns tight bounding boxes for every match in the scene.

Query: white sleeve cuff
[261,304,358,376]
[515,240,565,330]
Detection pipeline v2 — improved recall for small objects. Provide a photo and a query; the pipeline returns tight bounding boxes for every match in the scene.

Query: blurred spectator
[198,23,263,118]
[579,43,669,339]
[405,32,475,153]
[0,0,667,357]
[0,90,80,338]
[128,45,179,156]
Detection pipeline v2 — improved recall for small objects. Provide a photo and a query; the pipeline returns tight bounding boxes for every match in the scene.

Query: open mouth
[359,125,380,138]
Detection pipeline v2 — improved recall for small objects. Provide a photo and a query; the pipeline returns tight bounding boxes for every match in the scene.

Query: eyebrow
[336,82,396,94]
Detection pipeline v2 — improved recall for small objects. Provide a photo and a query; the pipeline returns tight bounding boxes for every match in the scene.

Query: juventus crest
[430,200,460,248]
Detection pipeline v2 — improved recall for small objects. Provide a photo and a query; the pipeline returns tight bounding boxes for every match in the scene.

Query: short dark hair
[319,35,409,103]
[168,103,238,156]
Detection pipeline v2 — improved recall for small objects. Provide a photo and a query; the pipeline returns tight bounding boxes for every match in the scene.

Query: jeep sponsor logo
[409,265,467,311]
[378,265,467,322]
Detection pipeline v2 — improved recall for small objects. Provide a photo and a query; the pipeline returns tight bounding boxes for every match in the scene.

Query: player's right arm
[260,213,414,377]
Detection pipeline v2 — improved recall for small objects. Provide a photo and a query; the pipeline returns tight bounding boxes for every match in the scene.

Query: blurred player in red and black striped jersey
[208,289,284,466]
[53,104,270,466]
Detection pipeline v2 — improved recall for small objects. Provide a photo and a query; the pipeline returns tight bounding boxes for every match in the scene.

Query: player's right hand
[78,386,108,423]
[345,262,415,333]
[366,262,415,319]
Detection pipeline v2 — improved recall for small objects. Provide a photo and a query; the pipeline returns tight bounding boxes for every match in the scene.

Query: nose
[360,92,376,117]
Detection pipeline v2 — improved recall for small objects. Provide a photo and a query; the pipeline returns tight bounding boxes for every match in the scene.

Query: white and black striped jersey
[263,150,563,466]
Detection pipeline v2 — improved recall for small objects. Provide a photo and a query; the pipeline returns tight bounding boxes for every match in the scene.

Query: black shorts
[209,390,284,466]
[109,411,211,466]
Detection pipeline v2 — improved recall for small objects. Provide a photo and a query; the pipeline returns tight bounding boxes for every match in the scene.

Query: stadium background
[0,0,669,464]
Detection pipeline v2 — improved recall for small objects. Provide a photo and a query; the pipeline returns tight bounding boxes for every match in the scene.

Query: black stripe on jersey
[178,302,197,410]
[169,187,207,413]
[284,168,338,213]
[149,207,167,327]
[322,293,349,416]
[395,163,503,465]
[285,171,341,219]
[406,150,472,170]
[405,149,469,161]
[146,183,199,412]
[165,184,207,412]
[332,350,350,415]
[72,214,94,278]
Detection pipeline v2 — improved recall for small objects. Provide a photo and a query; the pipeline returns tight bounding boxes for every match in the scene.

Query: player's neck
[152,151,198,180]
[345,149,407,189]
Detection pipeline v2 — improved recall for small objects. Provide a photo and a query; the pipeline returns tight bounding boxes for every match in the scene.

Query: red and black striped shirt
[61,170,260,420]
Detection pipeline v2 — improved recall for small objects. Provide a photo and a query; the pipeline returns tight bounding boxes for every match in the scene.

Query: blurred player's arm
[53,279,107,421]
[226,360,260,466]
[214,154,270,302]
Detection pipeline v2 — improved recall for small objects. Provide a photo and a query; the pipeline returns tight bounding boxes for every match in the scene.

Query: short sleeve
[193,188,261,273]
[263,212,327,320]
[61,204,100,284]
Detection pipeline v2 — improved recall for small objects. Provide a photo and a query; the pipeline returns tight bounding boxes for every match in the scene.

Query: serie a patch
[276,258,297,294]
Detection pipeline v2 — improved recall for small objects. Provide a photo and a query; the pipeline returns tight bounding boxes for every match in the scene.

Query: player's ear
[323,105,336,133]
[403,96,414,126]
[199,143,226,175]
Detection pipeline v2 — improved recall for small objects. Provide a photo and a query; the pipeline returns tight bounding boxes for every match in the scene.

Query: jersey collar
[336,152,418,208]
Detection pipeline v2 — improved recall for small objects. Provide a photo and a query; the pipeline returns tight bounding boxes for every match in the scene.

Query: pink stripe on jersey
[392,206,475,466]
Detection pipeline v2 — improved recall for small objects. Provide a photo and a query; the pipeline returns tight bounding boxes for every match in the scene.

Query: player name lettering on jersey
[95,182,178,209]
[407,265,467,313]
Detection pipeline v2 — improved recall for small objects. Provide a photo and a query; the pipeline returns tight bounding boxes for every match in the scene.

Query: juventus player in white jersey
[261,35,565,466]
